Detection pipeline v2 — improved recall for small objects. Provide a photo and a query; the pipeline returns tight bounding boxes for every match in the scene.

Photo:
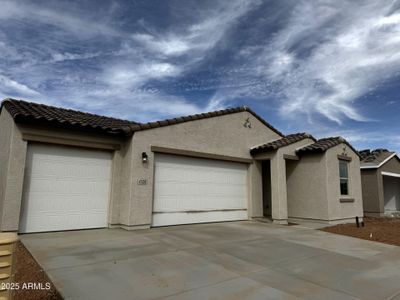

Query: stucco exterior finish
[122,111,281,228]
[0,110,128,231]
[0,110,27,231]
[287,143,363,223]
[361,156,400,216]
[254,138,316,223]
[361,169,381,213]
[287,154,329,220]
[326,144,363,221]
[0,103,365,231]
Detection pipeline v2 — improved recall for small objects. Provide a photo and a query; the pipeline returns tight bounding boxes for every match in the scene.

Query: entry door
[152,154,248,226]
[20,144,112,233]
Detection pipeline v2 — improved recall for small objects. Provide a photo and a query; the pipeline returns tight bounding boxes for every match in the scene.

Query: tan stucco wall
[361,169,381,213]
[2,104,365,229]
[254,138,315,222]
[380,156,400,173]
[287,143,363,222]
[0,110,27,231]
[123,111,282,228]
[287,153,329,220]
[326,144,363,220]
[0,111,129,231]
[0,110,12,228]
[362,156,400,215]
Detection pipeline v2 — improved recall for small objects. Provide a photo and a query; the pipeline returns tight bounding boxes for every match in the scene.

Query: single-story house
[0,98,363,233]
[360,149,400,216]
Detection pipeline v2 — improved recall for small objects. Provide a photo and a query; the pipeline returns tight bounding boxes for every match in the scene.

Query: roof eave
[360,153,399,169]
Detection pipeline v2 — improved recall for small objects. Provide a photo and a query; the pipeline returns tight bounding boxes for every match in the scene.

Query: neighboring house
[0,98,363,233]
[360,149,400,216]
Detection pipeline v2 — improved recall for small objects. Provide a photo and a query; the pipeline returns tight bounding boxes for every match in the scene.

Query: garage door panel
[25,194,109,210]
[155,181,246,197]
[26,177,110,196]
[20,144,112,233]
[154,193,247,211]
[153,154,248,226]
[152,211,248,227]
[157,167,246,185]
[23,211,108,233]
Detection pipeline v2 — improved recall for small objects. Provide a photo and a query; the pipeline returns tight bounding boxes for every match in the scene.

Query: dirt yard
[14,241,62,300]
[322,217,400,246]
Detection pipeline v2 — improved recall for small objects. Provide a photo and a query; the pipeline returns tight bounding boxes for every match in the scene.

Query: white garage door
[20,144,112,233]
[152,154,248,226]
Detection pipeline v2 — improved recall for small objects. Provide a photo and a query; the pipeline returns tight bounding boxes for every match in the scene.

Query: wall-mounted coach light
[142,152,148,163]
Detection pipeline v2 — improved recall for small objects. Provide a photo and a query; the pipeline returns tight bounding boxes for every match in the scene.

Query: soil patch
[14,241,62,300]
[321,217,400,246]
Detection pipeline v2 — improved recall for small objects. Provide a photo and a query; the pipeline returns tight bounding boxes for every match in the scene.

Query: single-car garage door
[19,144,112,233]
[152,154,248,226]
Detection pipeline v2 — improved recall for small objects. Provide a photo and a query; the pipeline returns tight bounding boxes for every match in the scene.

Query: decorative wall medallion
[341,145,348,156]
[243,117,252,128]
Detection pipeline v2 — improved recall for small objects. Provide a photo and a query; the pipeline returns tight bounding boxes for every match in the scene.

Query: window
[339,160,349,195]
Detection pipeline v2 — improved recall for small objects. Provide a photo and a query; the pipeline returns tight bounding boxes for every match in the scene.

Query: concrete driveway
[21,221,400,300]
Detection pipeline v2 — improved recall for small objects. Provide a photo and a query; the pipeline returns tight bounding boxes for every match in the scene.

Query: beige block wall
[124,111,282,228]
[287,153,329,220]
[326,144,363,220]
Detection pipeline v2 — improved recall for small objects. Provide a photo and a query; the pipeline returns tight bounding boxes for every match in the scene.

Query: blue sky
[0,0,399,152]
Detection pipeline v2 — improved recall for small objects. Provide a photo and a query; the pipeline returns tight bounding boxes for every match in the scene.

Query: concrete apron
[21,221,400,300]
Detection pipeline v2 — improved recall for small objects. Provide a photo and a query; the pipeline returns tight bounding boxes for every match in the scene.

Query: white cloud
[132,0,260,62]
[0,0,121,38]
[203,0,400,125]
[104,62,181,88]
[254,0,400,124]
[132,34,191,57]
[0,75,40,97]
[51,52,101,63]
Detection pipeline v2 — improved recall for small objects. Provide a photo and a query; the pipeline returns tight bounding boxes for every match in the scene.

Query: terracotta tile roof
[296,136,360,157]
[359,149,398,168]
[250,133,315,155]
[129,106,284,136]
[1,98,138,136]
[1,99,284,137]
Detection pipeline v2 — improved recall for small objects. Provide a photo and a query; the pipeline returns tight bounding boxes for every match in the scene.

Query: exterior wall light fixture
[142,152,148,163]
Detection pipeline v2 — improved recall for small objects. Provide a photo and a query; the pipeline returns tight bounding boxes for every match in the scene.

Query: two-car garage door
[20,144,112,233]
[19,145,248,232]
[152,154,248,226]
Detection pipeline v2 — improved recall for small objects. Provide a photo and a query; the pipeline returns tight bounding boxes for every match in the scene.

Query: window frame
[339,159,350,196]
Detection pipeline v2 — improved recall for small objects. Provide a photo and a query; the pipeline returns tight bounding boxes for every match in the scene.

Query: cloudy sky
[1,0,399,152]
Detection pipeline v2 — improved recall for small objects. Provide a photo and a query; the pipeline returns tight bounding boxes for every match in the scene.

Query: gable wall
[379,156,400,173]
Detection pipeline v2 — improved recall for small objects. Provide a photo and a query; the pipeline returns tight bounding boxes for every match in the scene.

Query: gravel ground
[14,241,62,300]
[321,217,400,246]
